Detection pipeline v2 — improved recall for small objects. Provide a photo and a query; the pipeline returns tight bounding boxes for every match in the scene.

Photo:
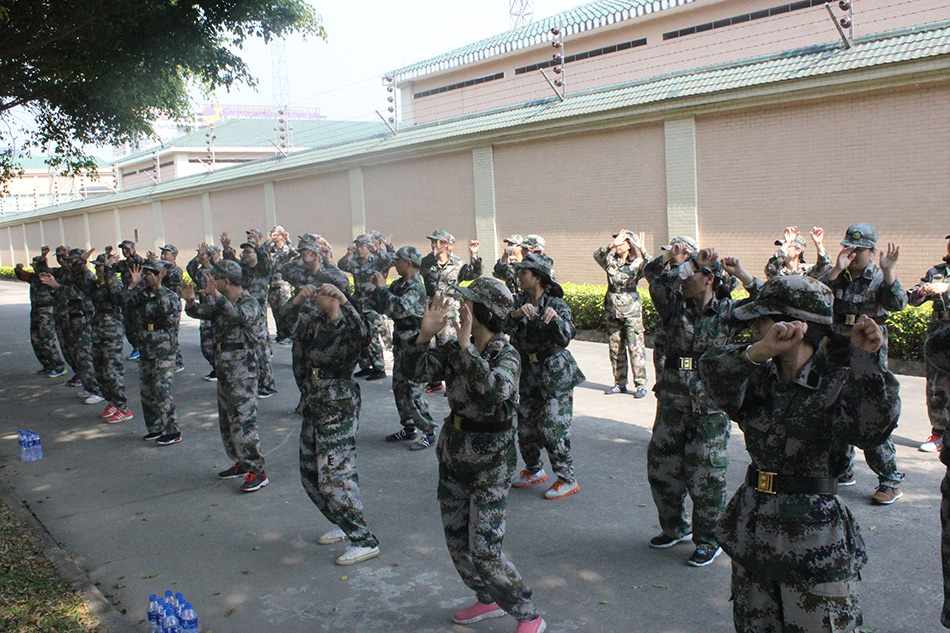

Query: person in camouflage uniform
[492,234,525,293]
[764,226,832,280]
[819,223,906,505]
[124,259,182,444]
[89,253,133,422]
[650,236,698,381]
[908,234,950,453]
[644,244,761,567]
[47,246,80,384]
[404,277,546,633]
[285,281,381,566]
[339,233,396,380]
[223,230,277,398]
[114,240,145,359]
[158,244,185,372]
[594,229,651,397]
[186,242,222,380]
[699,275,900,633]
[14,252,66,376]
[368,245,436,449]
[924,314,950,628]
[184,259,269,492]
[507,254,585,500]
[40,248,105,404]
[266,226,294,344]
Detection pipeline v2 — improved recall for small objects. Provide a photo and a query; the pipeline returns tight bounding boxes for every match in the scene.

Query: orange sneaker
[543,480,579,500]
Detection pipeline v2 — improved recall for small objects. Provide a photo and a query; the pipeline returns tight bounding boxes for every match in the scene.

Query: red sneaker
[452,601,505,624]
[104,409,134,424]
[514,617,547,633]
[100,404,118,419]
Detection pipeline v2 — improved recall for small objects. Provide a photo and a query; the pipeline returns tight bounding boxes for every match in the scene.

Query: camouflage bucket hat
[661,236,698,253]
[297,242,321,253]
[211,259,243,285]
[395,245,422,267]
[840,222,878,249]
[453,277,513,320]
[353,234,373,246]
[503,234,524,245]
[733,275,833,324]
[522,234,546,251]
[205,244,222,256]
[426,229,456,244]
[515,253,554,282]
[118,239,135,250]
[141,259,165,274]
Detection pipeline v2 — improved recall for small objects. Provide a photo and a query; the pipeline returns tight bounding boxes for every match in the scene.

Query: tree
[0,0,325,186]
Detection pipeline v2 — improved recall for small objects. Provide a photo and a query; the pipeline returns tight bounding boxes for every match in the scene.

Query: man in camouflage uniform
[40,248,105,405]
[819,222,906,505]
[47,246,82,386]
[650,236,698,381]
[644,244,760,567]
[924,315,950,628]
[89,253,133,423]
[763,225,831,279]
[338,233,396,380]
[699,275,900,633]
[909,234,950,453]
[184,259,269,492]
[266,226,294,344]
[223,230,276,398]
[186,242,222,381]
[368,245,436,449]
[14,251,66,376]
[405,278,546,633]
[492,234,524,293]
[124,259,182,444]
[507,255,585,501]
[594,229,651,398]
[158,244,185,372]
[114,240,145,359]
[285,281,380,566]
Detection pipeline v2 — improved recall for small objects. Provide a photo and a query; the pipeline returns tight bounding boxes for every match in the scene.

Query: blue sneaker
[47,368,68,378]
[127,350,140,360]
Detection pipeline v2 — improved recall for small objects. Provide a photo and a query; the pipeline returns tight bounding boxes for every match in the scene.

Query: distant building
[0,157,111,218]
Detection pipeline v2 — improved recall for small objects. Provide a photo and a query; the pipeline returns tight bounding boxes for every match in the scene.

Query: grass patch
[0,497,104,633]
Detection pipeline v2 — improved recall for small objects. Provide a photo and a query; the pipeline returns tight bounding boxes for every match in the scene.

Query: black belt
[665,355,699,371]
[450,412,510,434]
[310,367,350,380]
[745,466,837,495]
[521,346,561,364]
[216,342,248,352]
[833,313,885,326]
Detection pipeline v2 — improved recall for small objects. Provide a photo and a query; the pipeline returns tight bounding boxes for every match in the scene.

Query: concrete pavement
[0,280,943,633]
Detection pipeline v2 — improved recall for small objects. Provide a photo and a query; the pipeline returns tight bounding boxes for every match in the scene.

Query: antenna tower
[510,0,534,28]
[272,39,292,152]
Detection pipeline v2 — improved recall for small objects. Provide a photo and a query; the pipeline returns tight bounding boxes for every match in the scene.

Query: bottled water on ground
[32,431,42,460]
[147,594,162,624]
[162,608,181,633]
[18,430,28,461]
[179,602,198,633]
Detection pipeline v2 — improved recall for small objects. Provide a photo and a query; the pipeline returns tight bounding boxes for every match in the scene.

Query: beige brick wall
[161,195,207,255]
[209,185,267,242]
[86,210,115,251]
[273,170,352,254]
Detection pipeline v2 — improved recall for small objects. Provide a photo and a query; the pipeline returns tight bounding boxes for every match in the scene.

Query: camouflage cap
[298,233,322,245]
[297,242,321,253]
[426,229,456,244]
[271,225,286,234]
[66,247,86,260]
[522,234,546,251]
[353,234,373,246]
[31,255,47,267]
[118,239,135,250]
[775,234,808,250]
[205,244,222,256]
[453,277,513,320]
[92,254,110,266]
[733,274,833,324]
[245,228,263,239]
[159,244,179,256]
[210,259,243,285]
[688,252,726,279]
[661,236,699,253]
[369,230,384,240]
[395,245,422,267]
[503,234,524,245]
[141,259,165,274]
[840,222,878,249]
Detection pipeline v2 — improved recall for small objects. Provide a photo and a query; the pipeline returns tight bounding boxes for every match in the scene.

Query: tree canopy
[0,0,325,186]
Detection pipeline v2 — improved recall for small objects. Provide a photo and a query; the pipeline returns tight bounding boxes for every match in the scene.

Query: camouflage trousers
[92,326,127,409]
[66,317,101,397]
[30,306,65,372]
[268,281,292,341]
[54,314,77,374]
[941,467,950,628]
[647,402,730,549]
[292,339,308,397]
[517,389,576,483]
[840,436,904,487]
[172,325,184,371]
[606,313,648,388]
[436,423,540,622]
[392,346,434,433]
[928,360,950,436]
[123,311,139,352]
[140,351,178,435]
[257,340,276,395]
[199,321,215,370]
[358,309,386,372]
[300,380,378,548]
[731,561,862,633]
[216,351,264,473]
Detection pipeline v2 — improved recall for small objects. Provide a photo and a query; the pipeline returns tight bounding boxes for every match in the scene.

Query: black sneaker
[218,463,249,479]
[604,384,628,395]
[366,369,386,381]
[240,470,269,492]
[203,371,217,382]
[353,368,372,378]
[142,432,162,441]
[687,546,722,567]
[66,376,82,387]
[649,532,693,549]
[155,432,182,446]
[386,428,418,442]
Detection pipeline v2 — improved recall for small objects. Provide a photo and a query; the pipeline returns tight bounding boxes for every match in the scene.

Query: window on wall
[413,72,506,99]
[662,0,827,40]
[514,38,648,75]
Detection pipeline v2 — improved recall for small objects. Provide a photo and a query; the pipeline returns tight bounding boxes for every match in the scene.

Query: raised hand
[371,271,387,288]
[835,247,857,271]
[418,294,451,342]
[783,226,798,245]
[469,240,480,257]
[181,282,196,302]
[850,315,884,353]
[755,320,808,359]
[880,242,900,273]
[129,263,143,287]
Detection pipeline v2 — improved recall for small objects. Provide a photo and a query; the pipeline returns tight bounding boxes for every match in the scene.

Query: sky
[206,0,584,121]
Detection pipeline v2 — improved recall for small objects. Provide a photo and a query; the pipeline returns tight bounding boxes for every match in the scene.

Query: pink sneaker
[452,601,506,624]
[514,617,547,633]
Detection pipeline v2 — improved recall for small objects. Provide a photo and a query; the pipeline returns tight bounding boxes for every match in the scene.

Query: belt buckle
[755,471,777,494]
[312,368,322,379]
[215,342,221,351]
[147,323,155,332]
[528,352,539,364]
[844,314,856,326]
[678,357,694,371]
[453,415,463,431]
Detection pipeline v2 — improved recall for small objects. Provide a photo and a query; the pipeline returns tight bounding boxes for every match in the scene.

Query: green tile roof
[5,20,949,224]
[9,156,108,171]
[388,0,699,82]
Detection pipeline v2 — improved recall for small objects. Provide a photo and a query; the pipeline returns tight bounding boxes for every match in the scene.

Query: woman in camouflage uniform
[406,278,546,633]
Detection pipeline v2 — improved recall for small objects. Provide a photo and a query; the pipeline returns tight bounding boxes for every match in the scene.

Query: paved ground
[0,280,943,633]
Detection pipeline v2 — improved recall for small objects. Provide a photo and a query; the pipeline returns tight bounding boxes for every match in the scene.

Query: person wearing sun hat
[764,226,831,280]
[493,234,525,293]
[698,274,900,633]
[405,276,546,633]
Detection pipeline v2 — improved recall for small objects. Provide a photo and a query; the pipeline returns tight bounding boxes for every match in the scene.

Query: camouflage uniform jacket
[506,293,585,394]
[55,264,98,320]
[89,267,126,338]
[594,246,650,319]
[267,242,294,282]
[908,261,950,339]
[114,253,145,288]
[492,258,520,293]
[290,301,367,390]
[14,262,55,308]
[644,255,761,414]
[123,285,181,358]
[367,273,426,346]
[404,332,520,425]
[186,258,217,307]
[224,245,272,305]
[818,263,907,334]
[186,291,264,351]
[420,253,483,300]
[764,250,832,280]
[699,345,901,584]
[162,264,184,297]
[280,261,350,296]
[338,248,396,301]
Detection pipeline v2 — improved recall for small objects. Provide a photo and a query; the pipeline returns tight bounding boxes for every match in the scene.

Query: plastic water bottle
[148,619,162,633]
[147,594,162,625]
[164,590,176,614]
[162,608,181,633]
[26,431,37,461]
[174,592,185,618]
[31,431,42,460]
[179,602,198,633]
[156,599,166,627]
[18,431,28,461]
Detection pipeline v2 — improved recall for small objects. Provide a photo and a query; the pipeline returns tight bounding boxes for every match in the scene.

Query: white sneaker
[920,434,943,453]
[512,468,547,488]
[84,394,105,405]
[317,526,347,545]
[335,545,380,566]
[76,389,90,399]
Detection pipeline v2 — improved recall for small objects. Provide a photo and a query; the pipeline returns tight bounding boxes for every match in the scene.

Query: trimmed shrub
[886,304,931,362]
